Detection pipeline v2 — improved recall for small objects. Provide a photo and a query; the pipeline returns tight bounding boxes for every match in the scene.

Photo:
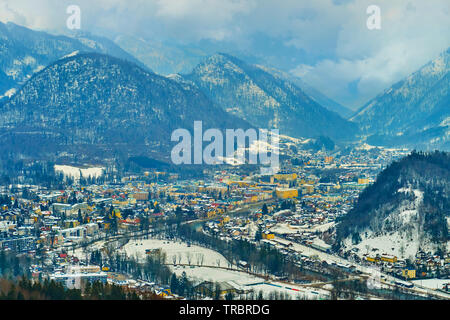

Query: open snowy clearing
[412,279,449,290]
[122,239,230,267]
[122,238,330,299]
[171,265,258,284]
[54,165,104,180]
[171,265,328,299]
[351,233,421,260]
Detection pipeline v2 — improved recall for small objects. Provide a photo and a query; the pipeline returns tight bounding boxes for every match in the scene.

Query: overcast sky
[1,0,449,109]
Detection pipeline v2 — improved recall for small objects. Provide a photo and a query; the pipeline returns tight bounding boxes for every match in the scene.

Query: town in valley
[1,140,448,300]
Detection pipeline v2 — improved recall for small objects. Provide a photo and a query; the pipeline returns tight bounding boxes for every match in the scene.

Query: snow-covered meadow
[122,239,230,267]
[54,165,104,181]
[122,238,329,299]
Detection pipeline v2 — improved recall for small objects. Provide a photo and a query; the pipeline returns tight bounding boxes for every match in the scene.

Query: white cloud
[293,41,449,108]
[152,0,255,41]
[155,0,253,20]
[290,0,450,108]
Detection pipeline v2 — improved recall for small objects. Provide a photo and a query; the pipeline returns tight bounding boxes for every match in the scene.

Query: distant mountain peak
[0,21,149,97]
[0,52,249,161]
[186,53,358,141]
[351,47,450,150]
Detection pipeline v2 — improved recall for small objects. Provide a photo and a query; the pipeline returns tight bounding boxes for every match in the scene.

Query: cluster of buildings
[0,143,424,295]
[361,250,450,281]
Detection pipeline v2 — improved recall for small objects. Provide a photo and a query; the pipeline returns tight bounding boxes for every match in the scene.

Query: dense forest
[0,277,143,300]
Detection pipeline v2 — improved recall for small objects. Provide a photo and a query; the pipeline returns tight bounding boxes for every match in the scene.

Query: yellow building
[324,156,334,163]
[221,216,230,224]
[358,178,370,185]
[157,288,172,297]
[108,208,122,219]
[206,210,217,218]
[402,269,416,279]
[380,254,397,264]
[366,256,377,263]
[275,188,298,199]
[262,232,275,240]
[273,173,297,181]
[227,181,251,187]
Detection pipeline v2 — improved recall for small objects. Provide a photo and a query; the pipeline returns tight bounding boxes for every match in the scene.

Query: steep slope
[257,65,354,118]
[0,21,147,96]
[336,151,450,259]
[184,53,358,141]
[0,53,249,161]
[351,48,450,150]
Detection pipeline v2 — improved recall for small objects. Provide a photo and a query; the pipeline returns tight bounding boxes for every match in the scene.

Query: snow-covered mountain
[114,34,354,119]
[336,151,450,260]
[182,53,358,141]
[0,53,249,161]
[351,48,450,150]
[0,21,147,98]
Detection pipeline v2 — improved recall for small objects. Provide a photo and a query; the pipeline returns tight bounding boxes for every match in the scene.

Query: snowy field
[122,239,230,267]
[268,237,348,264]
[54,165,104,180]
[171,265,328,300]
[270,223,299,235]
[412,279,449,290]
[123,238,330,299]
[350,233,421,260]
[171,265,259,284]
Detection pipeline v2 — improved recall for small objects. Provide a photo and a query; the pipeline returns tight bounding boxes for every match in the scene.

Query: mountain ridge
[351,47,450,150]
[184,53,358,141]
[0,21,149,97]
[336,151,450,259]
[0,52,250,162]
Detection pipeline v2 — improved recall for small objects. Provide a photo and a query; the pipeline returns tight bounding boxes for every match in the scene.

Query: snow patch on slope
[54,165,104,181]
[0,88,16,99]
[343,186,438,260]
[61,51,80,59]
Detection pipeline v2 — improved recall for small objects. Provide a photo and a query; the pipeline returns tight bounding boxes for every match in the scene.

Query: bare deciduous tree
[186,252,192,265]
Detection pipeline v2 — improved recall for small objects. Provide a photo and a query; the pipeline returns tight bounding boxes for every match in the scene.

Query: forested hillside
[336,151,450,256]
